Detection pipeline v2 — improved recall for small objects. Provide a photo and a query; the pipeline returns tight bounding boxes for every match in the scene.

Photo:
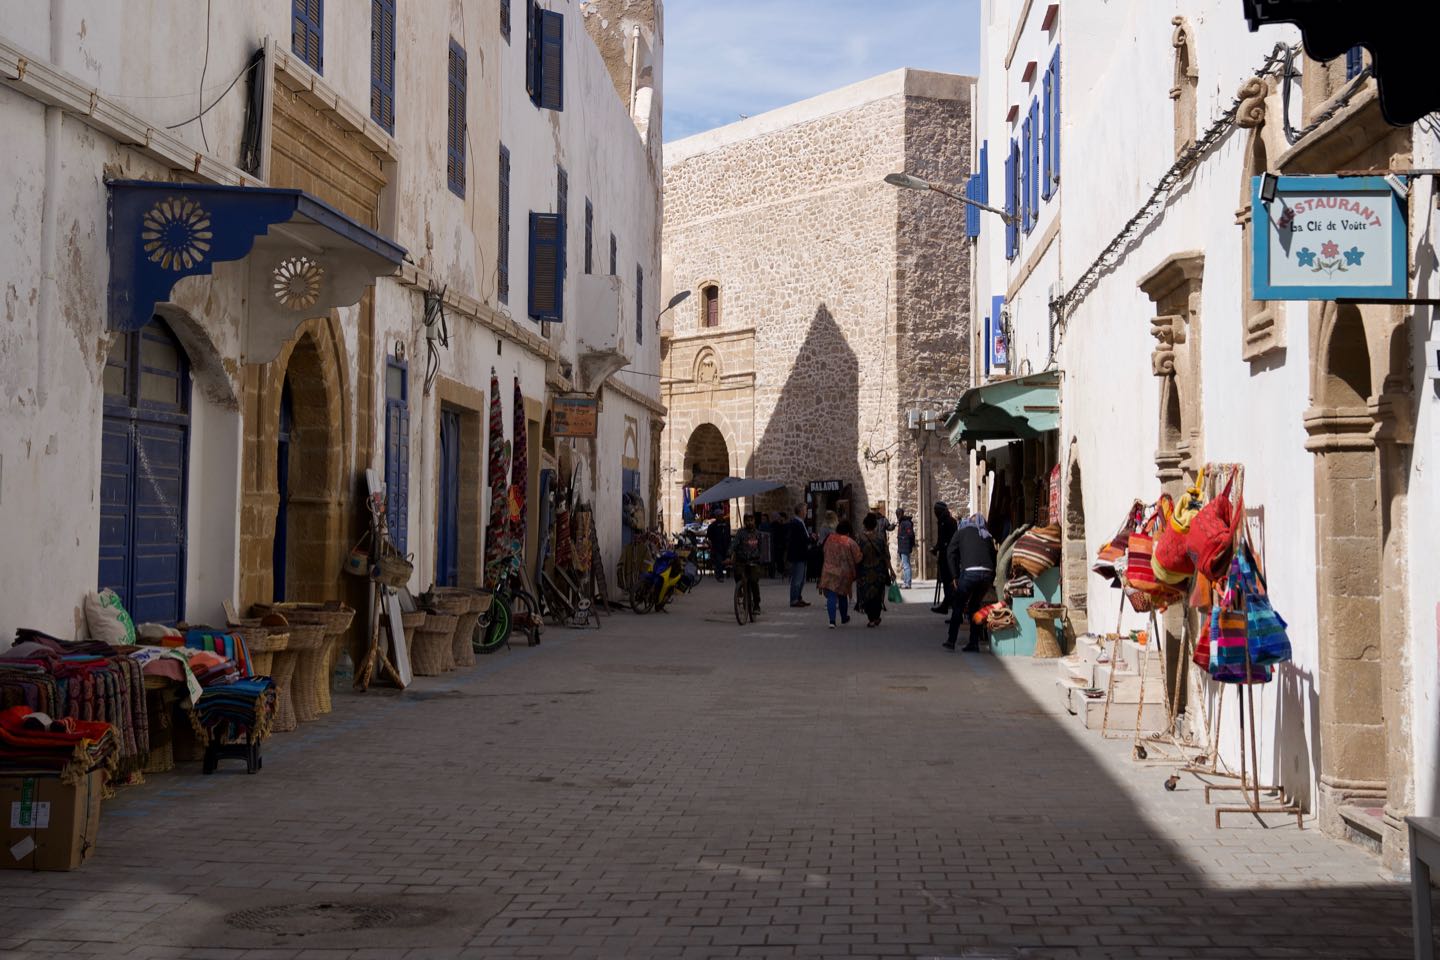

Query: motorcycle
[630,546,700,614]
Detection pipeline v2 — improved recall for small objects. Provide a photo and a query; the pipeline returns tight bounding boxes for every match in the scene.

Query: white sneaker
[828,622,836,629]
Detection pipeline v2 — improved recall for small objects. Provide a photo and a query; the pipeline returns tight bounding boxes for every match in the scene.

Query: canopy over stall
[108,180,406,362]
[946,371,1061,446]
[692,476,785,506]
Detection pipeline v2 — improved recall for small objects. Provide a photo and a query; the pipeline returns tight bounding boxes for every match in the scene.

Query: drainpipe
[36,0,67,406]
[628,25,641,118]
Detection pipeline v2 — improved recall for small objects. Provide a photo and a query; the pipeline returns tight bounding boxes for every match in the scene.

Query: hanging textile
[508,377,529,573]
[573,505,594,574]
[483,368,512,588]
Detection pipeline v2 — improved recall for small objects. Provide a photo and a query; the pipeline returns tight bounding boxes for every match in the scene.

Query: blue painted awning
[108,180,406,361]
[946,371,1061,446]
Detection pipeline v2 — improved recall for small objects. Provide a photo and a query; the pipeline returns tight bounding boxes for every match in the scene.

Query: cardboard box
[1,771,103,871]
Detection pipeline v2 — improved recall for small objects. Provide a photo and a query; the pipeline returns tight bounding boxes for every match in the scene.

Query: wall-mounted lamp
[884,172,1017,225]
[1258,172,1279,205]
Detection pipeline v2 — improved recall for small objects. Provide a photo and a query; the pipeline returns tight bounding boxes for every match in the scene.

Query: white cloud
[663,0,981,141]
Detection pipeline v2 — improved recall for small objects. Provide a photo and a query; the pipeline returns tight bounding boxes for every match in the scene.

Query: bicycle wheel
[508,589,539,645]
[733,580,747,625]
[478,593,512,652]
[630,578,655,614]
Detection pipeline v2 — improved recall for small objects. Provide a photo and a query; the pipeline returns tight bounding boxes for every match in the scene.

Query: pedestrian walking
[931,501,959,614]
[730,513,763,615]
[944,513,996,652]
[757,512,776,578]
[872,505,897,610]
[786,505,814,607]
[773,510,789,579]
[896,508,916,589]
[819,519,862,628]
[706,513,732,581]
[855,514,893,627]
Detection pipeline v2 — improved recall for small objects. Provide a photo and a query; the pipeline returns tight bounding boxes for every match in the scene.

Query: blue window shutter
[1050,47,1061,188]
[1041,68,1053,200]
[534,9,564,110]
[584,199,593,274]
[370,0,396,133]
[991,294,1007,369]
[557,166,568,281]
[529,212,564,321]
[498,145,510,302]
[501,0,511,43]
[1020,115,1032,235]
[525,1,537,99]
[1345,45,1363,80]
[979,141,989,204]
[636,264,644,345]
[447,41,466,197]
[384,359,409,553]
[1028,101,1040,228]
[964,175,981,238]
[1003,144,1017,261]
[292,0,323,73]
[437,408,460,587]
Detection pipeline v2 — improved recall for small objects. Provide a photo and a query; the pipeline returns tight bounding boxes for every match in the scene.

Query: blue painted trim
[107,180,406,333]
[1251,175,1407,301]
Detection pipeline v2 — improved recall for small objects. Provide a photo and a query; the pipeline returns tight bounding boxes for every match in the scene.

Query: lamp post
[883,172,1016,224]
[656,289,692,330]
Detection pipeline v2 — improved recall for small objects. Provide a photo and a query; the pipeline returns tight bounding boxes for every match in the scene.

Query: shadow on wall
[751,304,866,517]
[1273,662,1320,813]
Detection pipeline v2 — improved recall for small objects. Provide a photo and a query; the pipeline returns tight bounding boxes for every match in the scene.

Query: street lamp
[656,288,692,329]
[884,172,1016,224]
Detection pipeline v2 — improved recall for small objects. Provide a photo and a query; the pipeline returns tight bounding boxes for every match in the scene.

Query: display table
[989,567,1062,657]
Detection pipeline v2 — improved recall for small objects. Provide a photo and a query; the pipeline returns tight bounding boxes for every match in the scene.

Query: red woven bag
[1153,495,1196,582]
[1187,473,1243,581]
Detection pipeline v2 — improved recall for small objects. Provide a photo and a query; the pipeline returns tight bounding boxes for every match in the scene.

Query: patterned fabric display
[1011,523,1062,578]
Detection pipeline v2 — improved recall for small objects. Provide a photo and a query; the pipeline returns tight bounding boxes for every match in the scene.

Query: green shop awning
[946,371,1061,446]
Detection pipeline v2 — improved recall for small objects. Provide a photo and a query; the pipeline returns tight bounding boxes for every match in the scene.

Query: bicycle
[474,571,539,653]
[733,564,758,625]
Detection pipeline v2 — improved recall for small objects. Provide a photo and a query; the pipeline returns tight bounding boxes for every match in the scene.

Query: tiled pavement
[0,578,1425,959]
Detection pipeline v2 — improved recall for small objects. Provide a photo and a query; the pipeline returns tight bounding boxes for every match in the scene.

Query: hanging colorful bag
[1188,471,1243,581]
[1152,494,1196,584]
[1093,501,1143,586]
[1192,620,1211,671]
[1235,542,1292,667]
[1124,508,1186,610]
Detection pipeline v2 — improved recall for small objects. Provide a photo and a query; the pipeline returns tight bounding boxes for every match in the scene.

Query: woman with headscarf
[854,513,893,627]
[943,513,996,651]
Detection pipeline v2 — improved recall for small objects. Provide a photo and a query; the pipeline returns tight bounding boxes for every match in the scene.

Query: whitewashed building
[967,0,1438,869]
[0,1,662,645]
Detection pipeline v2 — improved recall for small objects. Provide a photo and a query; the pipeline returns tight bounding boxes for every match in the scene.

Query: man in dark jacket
[786,505,814,607]
[931,502,959,614]
[707,514,732,581]
[944,514,996,651]
[895,509,916,589]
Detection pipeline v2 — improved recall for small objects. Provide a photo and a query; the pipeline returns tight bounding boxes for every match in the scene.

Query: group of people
[707,499,993,651]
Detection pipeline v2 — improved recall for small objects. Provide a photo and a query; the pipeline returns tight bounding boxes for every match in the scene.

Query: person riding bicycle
[730,513,764,615]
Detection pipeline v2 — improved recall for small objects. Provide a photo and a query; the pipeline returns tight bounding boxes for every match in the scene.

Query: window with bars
[526,3,565,111]
[635,265,644,345]
[498,145,510,302]
[370,0,395,133]
[447,41,466,197]
[701,284,719,327]
[529,212,564,322]
[292,0,323,73]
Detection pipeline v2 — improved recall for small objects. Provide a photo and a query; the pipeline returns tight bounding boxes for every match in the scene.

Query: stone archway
[1307,302,1387,847]
[276,332,345,601]
[683,423,730,490]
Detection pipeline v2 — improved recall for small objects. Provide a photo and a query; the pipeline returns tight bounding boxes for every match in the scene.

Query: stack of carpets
[1,632,149,781]
[190,677,276,746]
[0,704,118,784]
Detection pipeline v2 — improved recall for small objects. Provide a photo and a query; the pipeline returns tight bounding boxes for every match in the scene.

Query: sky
[663,0,982,142]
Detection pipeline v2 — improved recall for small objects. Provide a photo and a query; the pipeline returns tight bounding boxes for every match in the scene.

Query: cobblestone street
[0,580,1419,959]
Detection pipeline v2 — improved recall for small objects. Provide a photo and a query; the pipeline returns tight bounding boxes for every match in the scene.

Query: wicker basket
[268,646,301,733]
[254,603,354,715]
[280,622,328,724]
[225,620,291,677]
[411,613,457,676]
[1029,605,1066,659]
[373,552,414,588]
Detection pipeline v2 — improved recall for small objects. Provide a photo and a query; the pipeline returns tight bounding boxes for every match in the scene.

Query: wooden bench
[1409,816,1440,960]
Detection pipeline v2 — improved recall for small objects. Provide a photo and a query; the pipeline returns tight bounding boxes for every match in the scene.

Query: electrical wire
[164,53,262,131]
[197,0,213,151]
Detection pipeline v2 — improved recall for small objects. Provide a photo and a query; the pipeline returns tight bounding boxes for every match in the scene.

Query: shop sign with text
[1252,175,1407,300]
[551,396,598,438]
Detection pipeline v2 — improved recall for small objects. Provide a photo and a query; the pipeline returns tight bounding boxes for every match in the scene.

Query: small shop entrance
[805,479,851,526]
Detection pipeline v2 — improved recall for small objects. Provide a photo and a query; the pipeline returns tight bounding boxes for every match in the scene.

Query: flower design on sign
[272,256,324,310]
[1296,247,1317,267]
[1321,240,1340,259]
[142,197,213,271]
[1344,246,1365,266]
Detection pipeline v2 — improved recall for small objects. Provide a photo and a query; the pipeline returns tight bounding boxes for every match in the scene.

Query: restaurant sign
[551,395,599,438]
[1252,175,1407,301]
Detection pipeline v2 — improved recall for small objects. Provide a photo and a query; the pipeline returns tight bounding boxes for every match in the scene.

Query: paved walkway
[0,578,1422,959]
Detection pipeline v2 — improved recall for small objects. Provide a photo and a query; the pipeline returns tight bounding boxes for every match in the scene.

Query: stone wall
[662,71,973,545]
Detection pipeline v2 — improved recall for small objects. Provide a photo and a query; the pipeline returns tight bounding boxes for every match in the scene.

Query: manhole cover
[226,901,446,936]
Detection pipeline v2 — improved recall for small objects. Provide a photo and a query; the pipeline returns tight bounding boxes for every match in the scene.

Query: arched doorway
[1061,455,1088,634]
[1308,302,1386,840]
[272,331,343,601]
[683,423,730,522]
[99,317,191,624]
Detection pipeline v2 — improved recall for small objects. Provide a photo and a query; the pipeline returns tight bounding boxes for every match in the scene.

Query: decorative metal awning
[108,180,406,362]
[946,370,1061,446]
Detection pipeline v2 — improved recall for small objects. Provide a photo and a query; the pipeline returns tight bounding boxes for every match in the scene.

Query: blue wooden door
[436,407,461,586]
[384,359,410,553]
[98,320,190,625]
